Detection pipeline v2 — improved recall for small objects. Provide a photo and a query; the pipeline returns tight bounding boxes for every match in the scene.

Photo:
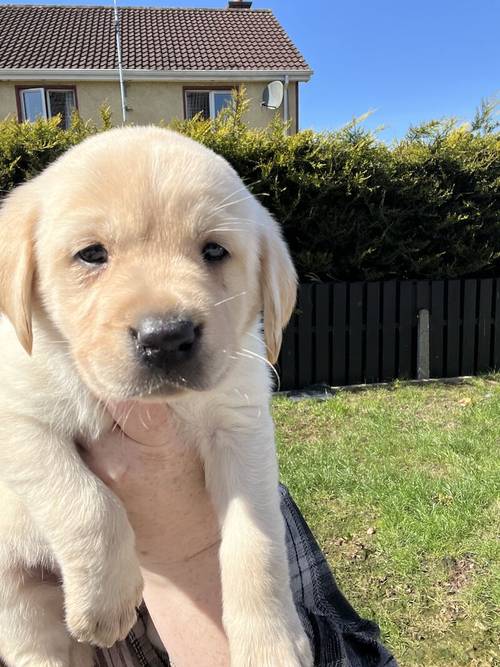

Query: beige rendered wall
[126,80,298,132]
[0,79,299,131]
[0,81,18,120]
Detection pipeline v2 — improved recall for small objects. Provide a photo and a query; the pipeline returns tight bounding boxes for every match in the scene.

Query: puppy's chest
[167,400,214,452]
[169,388,272,455]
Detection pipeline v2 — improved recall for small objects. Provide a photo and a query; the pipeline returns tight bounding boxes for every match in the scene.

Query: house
[0,2,312,131]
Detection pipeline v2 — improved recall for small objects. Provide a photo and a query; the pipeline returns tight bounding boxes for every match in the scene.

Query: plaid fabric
[95,485,398,667]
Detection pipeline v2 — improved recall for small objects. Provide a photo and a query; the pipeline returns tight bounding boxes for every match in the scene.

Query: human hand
[80,401,219,568]
[79,402,230,666]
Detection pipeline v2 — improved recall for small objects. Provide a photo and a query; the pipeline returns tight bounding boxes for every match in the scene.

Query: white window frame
[184,89,232,120]
[20,87,47,122]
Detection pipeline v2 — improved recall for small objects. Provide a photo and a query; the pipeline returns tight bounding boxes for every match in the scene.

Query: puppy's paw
[229,615,313,667]
[64,555,143,648]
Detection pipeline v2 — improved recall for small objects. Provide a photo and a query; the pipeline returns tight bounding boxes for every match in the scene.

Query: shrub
[1,96,498,282]
[0,108,109,194]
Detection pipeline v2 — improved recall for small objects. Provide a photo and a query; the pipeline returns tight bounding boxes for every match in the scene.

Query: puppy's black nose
[131,316,202,369]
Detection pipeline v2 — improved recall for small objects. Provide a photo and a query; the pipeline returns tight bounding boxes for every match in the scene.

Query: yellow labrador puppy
[0,127,312,667]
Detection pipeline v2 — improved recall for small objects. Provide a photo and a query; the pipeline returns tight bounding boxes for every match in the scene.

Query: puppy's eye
[75,244,108,265]
[202,242,229,263]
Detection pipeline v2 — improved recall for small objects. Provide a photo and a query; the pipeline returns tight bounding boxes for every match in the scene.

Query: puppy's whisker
[211,180,261,210]
[221,217,255,223]
[218,218,267,228]
[120,407,134,436]
[116,403,135,436]
[93,396,111,429]
[138,410,150,431]
[246,331,272,355]
[206,228,246,234]
[222,349,239,361]
[213,292,247,307]
[207,219,250,229]
[211,185,249,209]
[237,347,281,392]
[232,387,251,406]
[205,219,267,234]
[217,219,267,229]
[211,193,255,213]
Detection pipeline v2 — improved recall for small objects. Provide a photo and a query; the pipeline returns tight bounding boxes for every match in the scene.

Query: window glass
[21,89,46,122]
[47,90,76,129]
[186,91,210,119]
[213,92,232,116]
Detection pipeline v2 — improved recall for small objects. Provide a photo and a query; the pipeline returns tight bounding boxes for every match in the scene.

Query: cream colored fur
[0,127,312,667]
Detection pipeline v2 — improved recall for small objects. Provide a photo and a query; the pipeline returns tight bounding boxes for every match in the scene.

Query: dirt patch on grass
[443,553,477,594]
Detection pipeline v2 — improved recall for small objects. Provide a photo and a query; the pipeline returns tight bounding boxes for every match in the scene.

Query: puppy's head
[0,128,296,400]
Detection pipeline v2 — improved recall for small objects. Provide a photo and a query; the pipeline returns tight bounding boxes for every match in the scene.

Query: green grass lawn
[274,376,500,667]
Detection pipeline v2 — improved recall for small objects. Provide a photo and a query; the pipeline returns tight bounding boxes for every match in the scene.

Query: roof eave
[0,68,313,82]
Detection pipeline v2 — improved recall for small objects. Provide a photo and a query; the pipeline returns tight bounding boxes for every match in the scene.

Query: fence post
[417,309,430,380]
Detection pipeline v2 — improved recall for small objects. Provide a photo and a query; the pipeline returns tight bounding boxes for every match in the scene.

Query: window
[20,88,47,122]
[185,90,232,120]
[19,87,77,129]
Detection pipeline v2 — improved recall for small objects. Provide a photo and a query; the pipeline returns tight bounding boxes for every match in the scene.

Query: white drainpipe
[283,74,289,133]
[113,0,127,124]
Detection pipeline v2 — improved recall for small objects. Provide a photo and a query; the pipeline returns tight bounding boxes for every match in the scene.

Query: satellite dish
[262,81,284,109]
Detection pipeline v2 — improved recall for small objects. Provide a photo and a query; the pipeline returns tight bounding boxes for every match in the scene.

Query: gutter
[0,68,313,83]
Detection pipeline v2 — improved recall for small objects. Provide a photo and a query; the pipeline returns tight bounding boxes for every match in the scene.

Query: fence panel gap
[399,281,413,379]
[315,284,330,385]
[332,283,347,386]
[477,278,493,372]
[365,282,380,383]
[430,281,445,377]
[381,281,397,381]
[298,284,313,388]
[461,280,477,375]
[348,282,364,384]
[446,280,461,377]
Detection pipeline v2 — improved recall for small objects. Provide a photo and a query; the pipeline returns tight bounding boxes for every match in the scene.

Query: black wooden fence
[277,278,500,390]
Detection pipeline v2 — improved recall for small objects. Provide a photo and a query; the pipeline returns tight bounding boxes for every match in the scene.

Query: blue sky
[7,0,499,139]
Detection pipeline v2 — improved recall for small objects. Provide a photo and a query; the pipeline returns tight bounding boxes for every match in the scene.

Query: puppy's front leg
[0,421,143,648]
[202,412,313,667]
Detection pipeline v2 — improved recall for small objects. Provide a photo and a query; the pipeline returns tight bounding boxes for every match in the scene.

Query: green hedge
[1,97,498,282]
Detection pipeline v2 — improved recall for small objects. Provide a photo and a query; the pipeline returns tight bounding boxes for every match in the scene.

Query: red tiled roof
[0,4,311,72]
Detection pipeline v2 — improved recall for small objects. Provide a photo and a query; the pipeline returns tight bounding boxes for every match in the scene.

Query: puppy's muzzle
[130,315,203,372]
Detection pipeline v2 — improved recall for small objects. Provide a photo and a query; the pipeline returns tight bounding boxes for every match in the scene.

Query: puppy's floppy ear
[0,182,38,354]
[259,204,297,364]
